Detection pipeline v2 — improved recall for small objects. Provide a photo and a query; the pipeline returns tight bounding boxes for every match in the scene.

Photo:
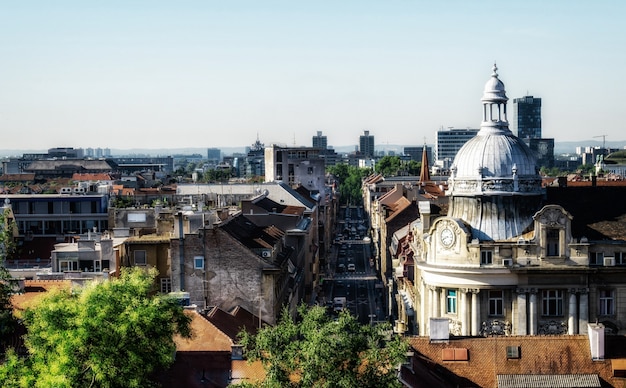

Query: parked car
[347,263,356,272]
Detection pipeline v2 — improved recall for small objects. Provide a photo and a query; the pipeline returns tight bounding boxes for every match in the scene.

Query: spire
[419,145,431,183]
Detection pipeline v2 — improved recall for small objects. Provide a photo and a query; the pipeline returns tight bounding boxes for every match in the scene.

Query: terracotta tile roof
[407,335,622,388]
[72,173,112,181]
[230,359,266,386]
[11,279,72,317]
[0,174,36,182]
[174,310,233,352]
[385,196,412,223]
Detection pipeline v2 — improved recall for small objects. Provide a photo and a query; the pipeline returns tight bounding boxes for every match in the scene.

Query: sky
[1,1,625,152]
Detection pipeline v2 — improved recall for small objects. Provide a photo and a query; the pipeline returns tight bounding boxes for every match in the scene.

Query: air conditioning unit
[502,258,513,267]
[261,250,271,258]
[604,257,615,267]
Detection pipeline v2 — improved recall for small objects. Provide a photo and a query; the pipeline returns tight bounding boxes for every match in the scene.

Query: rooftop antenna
[293,133,296,146]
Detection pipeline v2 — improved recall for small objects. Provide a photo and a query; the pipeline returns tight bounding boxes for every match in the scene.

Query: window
[194,256,205,270]
[599,290,615,316]
[542,289,563,316]
[488,290,504,316]
[160,278,172,293]
[134,250,147,265]
[590,252,604,266]
[615,252,626,266]
[59,260,78,272]
[481,251,493,265]
[446,289,457,314]
[546,228,560,257]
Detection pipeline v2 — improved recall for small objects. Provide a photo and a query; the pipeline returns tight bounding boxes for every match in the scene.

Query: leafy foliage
[237,305,408,388]
[203,168,232,182]
[327,164,372,206]
[0,268,192,388]
[375,156,421,177]
[0,208,18,347]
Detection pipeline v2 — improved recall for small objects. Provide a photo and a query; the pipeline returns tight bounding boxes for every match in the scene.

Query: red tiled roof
[72,173,112,181]
[407,336,622,388]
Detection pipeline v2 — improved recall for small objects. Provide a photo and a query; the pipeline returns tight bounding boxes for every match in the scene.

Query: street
[320,205,386,325]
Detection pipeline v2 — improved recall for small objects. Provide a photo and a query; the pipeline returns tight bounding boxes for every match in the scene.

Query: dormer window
[481,250,493,265]
[546,228,560,257]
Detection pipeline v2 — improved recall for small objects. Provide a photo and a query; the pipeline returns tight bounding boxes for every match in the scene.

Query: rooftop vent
[442,348,468,361]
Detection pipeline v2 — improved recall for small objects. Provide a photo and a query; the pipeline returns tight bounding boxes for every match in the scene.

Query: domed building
[403,65,626,338]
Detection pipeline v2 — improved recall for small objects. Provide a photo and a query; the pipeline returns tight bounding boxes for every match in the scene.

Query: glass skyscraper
[511,95,542,139]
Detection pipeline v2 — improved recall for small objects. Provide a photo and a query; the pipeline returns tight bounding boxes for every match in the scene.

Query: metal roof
[497,374,601,388]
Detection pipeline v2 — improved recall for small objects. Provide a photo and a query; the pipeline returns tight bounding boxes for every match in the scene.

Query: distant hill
[0,140,624,158]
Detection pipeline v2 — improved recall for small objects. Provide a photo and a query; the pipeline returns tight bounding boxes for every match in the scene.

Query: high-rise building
[511,95,542,139]
[359,130,375,158]
[403,146,433,165]
[524,138,554,169]
[207,148,221,163]
[312,131,328,149]
[264,144,325,193]
[435,128,478,165]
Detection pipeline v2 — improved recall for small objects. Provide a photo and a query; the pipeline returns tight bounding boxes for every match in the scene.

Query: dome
[446,64,544,241]
[481,64,508,103]
[452,131,538,180]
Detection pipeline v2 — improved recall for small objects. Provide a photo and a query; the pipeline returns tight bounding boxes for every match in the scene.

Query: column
[420,281,427,336]
[529,290,537,335]
[460,289,468,336]
[516,289,527,335]
[579,289,589,335]
[471,289,480,336]
[568,289,578,335]
[436,288,443,317]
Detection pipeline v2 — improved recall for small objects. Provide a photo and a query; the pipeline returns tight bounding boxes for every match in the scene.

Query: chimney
[418,201,431,232]
[429,317,450,342]
[588,322,605,360]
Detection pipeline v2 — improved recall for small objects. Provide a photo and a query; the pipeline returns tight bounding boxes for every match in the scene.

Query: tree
[375,156,401,176]
[237,305,409,388]
[0,267,192,388]
[0,208,18,348]
[327,164,371,206]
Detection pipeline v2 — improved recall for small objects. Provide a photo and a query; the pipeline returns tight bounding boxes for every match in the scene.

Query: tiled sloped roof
[0,174,36,182]
[203,305,262,340]
[174,310,232,352]
[11,279,72,316]
[385,196,411,223]
[547,186,626,240]
[408,336,619,388]
[252,197,287,213]
[220,215,283,250]
[72,173,112,181]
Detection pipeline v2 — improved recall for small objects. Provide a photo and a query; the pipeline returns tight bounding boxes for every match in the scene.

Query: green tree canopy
[237,305,408,388]
[0,208,18,347]
[375,156,402,176]
[0,268,192,388]
[327,164,371,206]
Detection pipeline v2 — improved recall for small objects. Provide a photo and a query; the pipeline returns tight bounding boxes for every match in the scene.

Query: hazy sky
[1,1,625,151]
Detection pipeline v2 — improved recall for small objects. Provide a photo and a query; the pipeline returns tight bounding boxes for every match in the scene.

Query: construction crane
[593,135,608,148]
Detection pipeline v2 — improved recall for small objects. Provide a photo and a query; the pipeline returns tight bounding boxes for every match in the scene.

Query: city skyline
[1,1,625,151]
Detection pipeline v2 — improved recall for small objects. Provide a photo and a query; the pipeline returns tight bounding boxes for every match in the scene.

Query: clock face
[441,228,455,248]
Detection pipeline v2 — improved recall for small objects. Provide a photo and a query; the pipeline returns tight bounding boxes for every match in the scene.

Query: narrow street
[320,205,385,325]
